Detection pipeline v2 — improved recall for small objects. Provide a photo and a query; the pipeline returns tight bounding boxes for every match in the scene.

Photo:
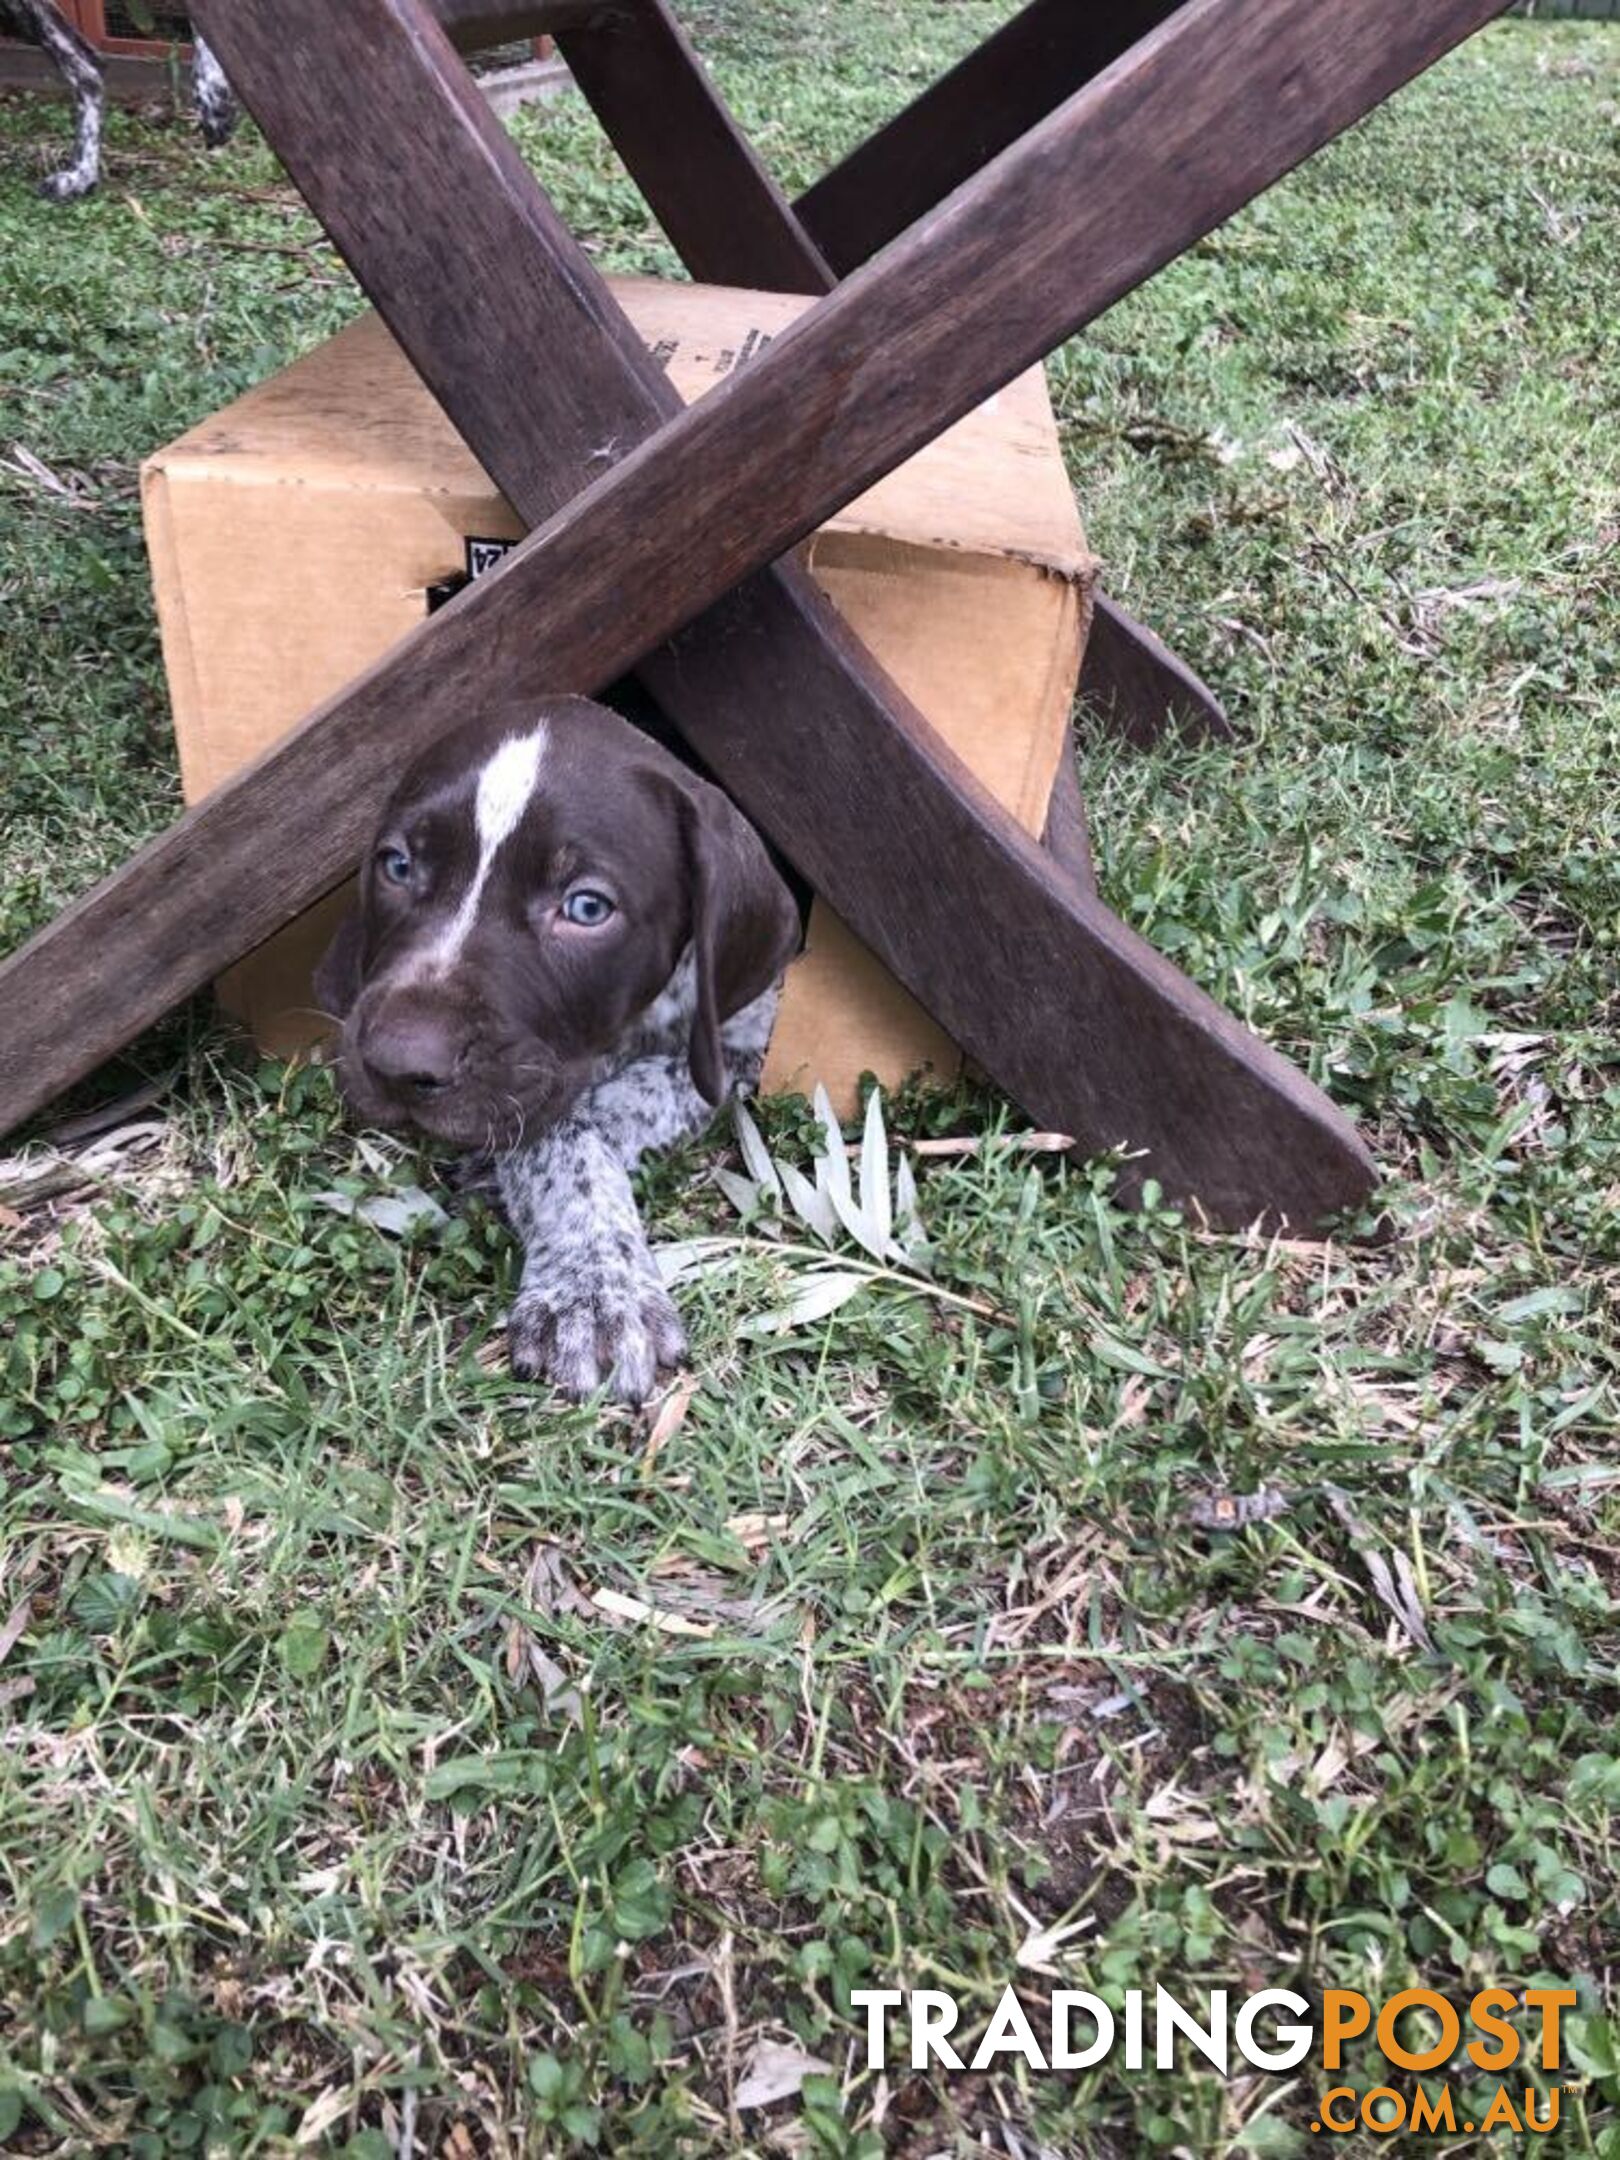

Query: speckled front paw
[508,1274,686,1404]
[38,168,96,202]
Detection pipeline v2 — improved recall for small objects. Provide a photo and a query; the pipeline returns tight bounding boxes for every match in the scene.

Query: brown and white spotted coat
[317,696,800,1404]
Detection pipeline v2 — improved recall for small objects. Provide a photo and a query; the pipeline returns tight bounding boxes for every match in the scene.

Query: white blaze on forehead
[418,724,548,973]
[475,728,548,854]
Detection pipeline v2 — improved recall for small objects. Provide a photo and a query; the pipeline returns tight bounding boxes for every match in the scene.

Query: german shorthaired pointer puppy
[317,697,801,1404]
[3,1,236,202]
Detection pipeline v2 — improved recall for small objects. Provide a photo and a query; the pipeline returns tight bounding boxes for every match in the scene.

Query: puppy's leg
[497,984,779,1401]
[189,36,238,149]
[22,0,104,202]
[498,1117,684,1404]
[589,983,780,1172]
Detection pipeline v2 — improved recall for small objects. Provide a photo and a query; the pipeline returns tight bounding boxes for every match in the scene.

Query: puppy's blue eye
[378,846,412,886]
[563,889,615,927]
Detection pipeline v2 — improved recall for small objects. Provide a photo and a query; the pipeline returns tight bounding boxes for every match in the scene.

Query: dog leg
[498,1118,686,1404]
[21,0,104,202]
[589,994,777,1170]
[190,35,238,149]
[496,984,779,1401]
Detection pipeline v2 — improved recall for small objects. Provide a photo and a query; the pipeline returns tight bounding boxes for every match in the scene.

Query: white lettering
[849,1990,901,2070]
[911,1990,964,2070]
[1235,1989,1314,2072]
[1124,1989,1145,2069]
[1052,1992,1115,2070]
[971,1987,1048,2071]
[1155,1986,1228,2073]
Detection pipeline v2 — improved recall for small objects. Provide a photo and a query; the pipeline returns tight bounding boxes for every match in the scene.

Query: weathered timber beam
[549,0,1230,740]
[434,0,606,48]
[796,0,1186,275]
[2,0,1507,1212]
[555,0,834,292]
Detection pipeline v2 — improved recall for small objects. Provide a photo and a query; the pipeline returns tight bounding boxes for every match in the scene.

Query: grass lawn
[2,8,1618,2154]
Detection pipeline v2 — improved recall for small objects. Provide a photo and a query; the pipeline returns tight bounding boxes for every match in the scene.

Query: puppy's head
[316,697,800,1150]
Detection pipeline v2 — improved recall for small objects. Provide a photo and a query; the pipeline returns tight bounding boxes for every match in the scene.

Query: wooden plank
[542,2,1094,875]
[0,553,1369,1224]
[434,0,597,46]
[189,0,1397,1231]
[3,0,1505,1214]
[795,0,1186,275]
[4,0,1504,1193]
[1039,738,1095,893]
[553,0,1227,742]
[1082,591,1234,746]
[556,0,834,293]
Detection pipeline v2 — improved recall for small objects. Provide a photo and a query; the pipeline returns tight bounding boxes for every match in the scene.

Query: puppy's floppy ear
[313,906,366,1024]
[669,773,801,1105]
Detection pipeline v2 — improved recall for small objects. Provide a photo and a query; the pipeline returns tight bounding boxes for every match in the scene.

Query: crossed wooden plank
[0,0,1508,1224]
[541,0,1230,742]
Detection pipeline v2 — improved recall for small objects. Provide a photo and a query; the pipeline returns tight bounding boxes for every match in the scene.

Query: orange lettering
[1525,1988,1577,2071]
[1481,2086,1525,2132]
[1361,2087,1406,2133]
[1322,1991,1371,2071]
[1375,1987,1460,2073]
[1467,1988,1520,2071]
[1411,2086,1457,2133]
[1524,2086,1561,2133]
[1319,2088,1358,2133]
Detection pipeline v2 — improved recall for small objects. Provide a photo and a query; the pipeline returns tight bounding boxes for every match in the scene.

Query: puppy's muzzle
[360,997,468,1097]
[340,981,580,1148]
[354,990,471,1105]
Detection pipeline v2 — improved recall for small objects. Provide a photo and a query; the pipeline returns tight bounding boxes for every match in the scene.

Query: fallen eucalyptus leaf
[778,1158,837,1243]
[590,1587,714,1638]
[735,2038,834,2111]
[859,1087,892,1252]
[733,1098,783,1201]
[738,1268,871,1338]
[312,1184,448,1237]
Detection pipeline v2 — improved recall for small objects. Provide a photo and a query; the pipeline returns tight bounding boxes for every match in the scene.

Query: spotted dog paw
[38,169,96,203]
[508,1269,686,1404]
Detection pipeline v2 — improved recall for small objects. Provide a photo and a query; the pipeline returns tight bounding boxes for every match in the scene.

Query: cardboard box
[141,276,1095,1113]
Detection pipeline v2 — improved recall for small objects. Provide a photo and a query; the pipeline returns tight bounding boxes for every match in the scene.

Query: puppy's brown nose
[360,1007,470,1096]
